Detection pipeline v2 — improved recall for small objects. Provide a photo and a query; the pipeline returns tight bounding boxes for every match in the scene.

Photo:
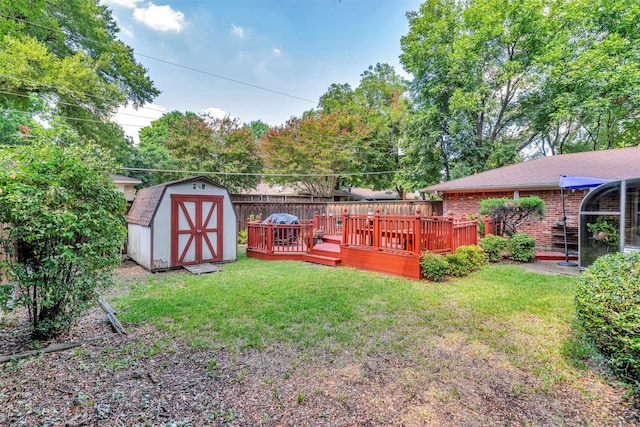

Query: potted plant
[587,216,619,246]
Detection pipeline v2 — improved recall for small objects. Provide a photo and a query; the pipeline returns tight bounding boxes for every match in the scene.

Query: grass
[114,252,579,373]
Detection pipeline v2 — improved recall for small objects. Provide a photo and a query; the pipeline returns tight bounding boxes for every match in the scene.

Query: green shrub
[575,251,640,385]
[444,253,470,277]
[506,233,536,263]
[420,252,448,282]
[237,229,248,245]
[454,245,487,270]
[0,141,127,340]
[479,234,507,262]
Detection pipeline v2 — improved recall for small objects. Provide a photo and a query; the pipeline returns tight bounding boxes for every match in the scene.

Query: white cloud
[118,25,135,38]
[112,103,167,144]
[201,107,230,120]
[133,3,186,33]
[273,48,282,57]
[103,0,143,8]
[231,24,245,39]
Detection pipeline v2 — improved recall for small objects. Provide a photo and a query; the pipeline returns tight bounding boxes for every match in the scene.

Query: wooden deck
[245,213,574,278]
[246,211,479,279]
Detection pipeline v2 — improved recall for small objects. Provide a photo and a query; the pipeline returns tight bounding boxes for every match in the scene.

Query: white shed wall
[127,223,152,270]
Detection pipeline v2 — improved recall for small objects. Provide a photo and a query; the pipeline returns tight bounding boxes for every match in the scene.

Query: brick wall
[443,188,589,250]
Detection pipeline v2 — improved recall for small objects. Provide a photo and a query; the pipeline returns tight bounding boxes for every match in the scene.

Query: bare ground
[1,262,638,426]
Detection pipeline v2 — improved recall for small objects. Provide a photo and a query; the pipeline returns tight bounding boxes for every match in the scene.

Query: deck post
[342,208,348,247]
[414,209,422,255]
[267,218,274,254]
[315,211,319,229]
[448,212,455,252]
[372,209,382,249]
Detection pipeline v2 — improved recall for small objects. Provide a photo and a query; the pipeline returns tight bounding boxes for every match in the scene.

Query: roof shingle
[421,147,640,193]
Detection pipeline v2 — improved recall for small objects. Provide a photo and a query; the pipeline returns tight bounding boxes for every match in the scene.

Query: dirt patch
[1,262,637,426]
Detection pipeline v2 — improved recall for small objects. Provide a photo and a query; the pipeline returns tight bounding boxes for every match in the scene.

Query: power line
[121,167,398,177]
[0,89,163,121]
[134,53,317,104]
[0,108,152,128]
[5,15,318,105]
[0,72,168,115]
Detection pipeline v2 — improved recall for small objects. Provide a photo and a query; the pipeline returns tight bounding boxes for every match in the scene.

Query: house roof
[127,176,226,227]
[237,181,301,196]
[337,187,399,200]
[109,174,142,185]
[420,146,640,193]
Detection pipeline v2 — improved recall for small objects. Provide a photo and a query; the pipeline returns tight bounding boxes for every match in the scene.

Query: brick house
[420,147,640,250]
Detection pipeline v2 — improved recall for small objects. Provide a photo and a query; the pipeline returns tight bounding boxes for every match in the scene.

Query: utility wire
[0,108,152,128]
[0,89,162,121]
[5,15,318,105]
[121,167,398,177]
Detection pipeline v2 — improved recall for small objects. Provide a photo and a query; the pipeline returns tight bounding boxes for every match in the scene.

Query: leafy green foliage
[261,110,372,197]
[575,251,640,385]
[586,216,619,247]
[0,0,159,144]
[479,196,545,236]
[237,229,248,245]
[479,234,508,262]
[420,251,448,281]
[421,245,486,280]
[0,140,127,340]
[455,245,488,270]
[506,233,537,263]
[165,113,263,193]
[317,63,409,192]
[399,0,640,179]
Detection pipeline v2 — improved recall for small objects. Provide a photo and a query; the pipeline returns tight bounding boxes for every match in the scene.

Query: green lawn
[114,252,579,374]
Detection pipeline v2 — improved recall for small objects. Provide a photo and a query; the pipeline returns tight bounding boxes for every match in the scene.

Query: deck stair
[302,253,341,266]
[304,239,341,266]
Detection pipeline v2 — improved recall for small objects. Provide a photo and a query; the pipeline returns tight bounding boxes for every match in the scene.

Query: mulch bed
[1,262,638,426]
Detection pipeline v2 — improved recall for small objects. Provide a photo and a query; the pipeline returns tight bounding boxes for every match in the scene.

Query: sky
[104,0,423,142]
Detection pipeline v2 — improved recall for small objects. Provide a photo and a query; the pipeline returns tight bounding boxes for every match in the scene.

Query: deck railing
[313,212,344,236]
[247,211,478,256]
[246,219,314,254]
[341,210,477,256]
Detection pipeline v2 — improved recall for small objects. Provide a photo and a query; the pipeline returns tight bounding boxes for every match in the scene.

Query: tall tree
[165,113,263,193]
[524,0,640,154]
[318,63,409,193]
[400,0,552,180]
[261,110,372,197]
[0,0,159,144]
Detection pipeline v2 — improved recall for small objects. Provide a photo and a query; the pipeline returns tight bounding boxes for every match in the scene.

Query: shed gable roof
[421,146,640,193]
[127,176,227,227]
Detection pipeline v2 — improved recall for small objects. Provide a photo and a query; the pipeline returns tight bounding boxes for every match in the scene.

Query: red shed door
[171,195,223,267]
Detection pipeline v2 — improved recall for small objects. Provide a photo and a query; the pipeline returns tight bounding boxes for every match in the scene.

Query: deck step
[302,253,341,267]
[322,235,341,245]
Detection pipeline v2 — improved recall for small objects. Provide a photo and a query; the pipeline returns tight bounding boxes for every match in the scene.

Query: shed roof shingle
[421,147,640,193]
[126,176,226,226]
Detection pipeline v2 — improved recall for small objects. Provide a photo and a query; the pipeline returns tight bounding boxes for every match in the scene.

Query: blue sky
[105,0,422,140]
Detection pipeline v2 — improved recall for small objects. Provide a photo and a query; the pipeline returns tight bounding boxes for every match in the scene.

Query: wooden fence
[234,200,443,232]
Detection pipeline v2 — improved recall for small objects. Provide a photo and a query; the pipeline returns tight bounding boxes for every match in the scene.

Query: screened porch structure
[579,177,640,269]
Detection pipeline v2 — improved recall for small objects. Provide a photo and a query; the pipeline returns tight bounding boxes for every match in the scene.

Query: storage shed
[126,176,237,271]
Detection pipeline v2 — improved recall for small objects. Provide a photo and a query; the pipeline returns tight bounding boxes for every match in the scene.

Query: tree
[132,111,188,186]
[0,0,159,144]
[0,139,127,340]
[478,196,545,237]
[165,113,263,193]
[400,0,551,181]
[524,0,640,154]
[261,110,372,197]
[244,120,271,140]
[318,63,409,193]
